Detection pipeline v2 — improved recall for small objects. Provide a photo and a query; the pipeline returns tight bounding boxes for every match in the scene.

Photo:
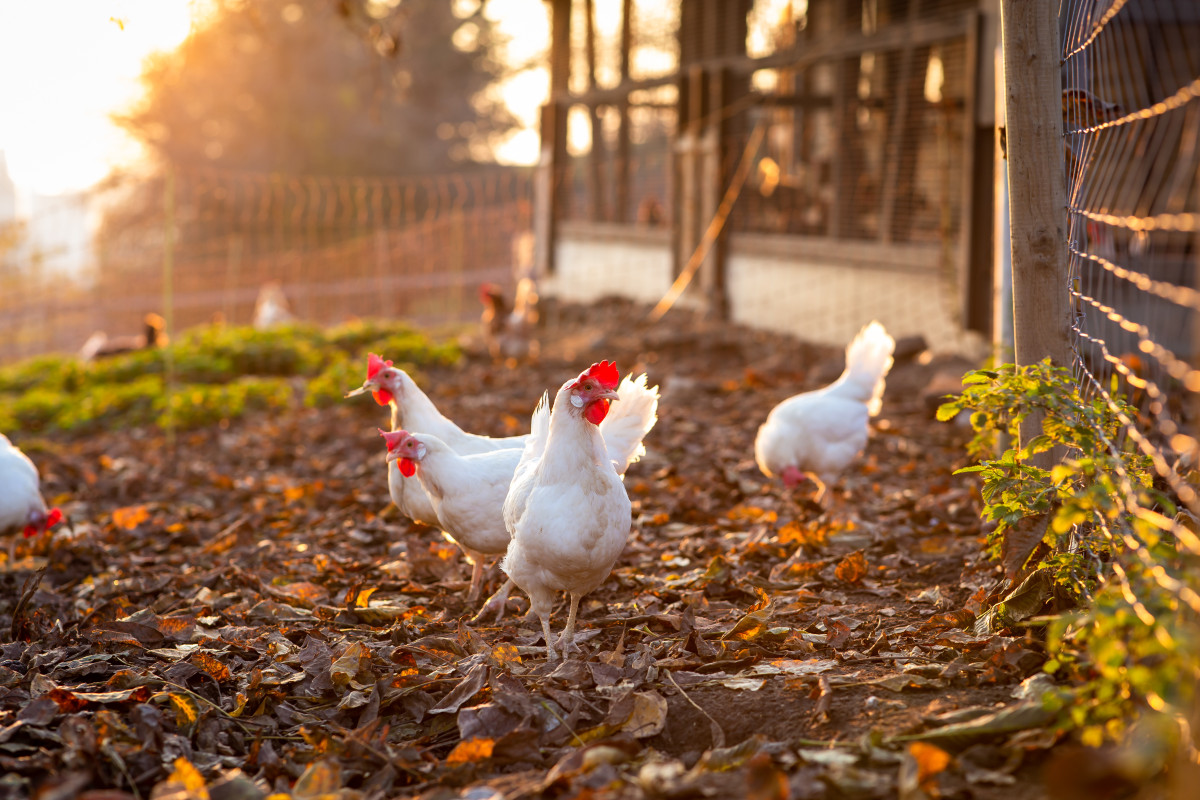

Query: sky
[0,0,554,199]
[0,0,194,196]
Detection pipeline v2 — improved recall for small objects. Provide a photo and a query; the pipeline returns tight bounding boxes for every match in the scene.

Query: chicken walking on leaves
[1,434,65,563]
[501,361,634,662]
[351,353,658,630]
[378,426,528,612]
[755,321,895,513]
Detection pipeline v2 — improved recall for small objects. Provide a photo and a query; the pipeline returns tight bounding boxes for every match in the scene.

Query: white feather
[754,321,895,488]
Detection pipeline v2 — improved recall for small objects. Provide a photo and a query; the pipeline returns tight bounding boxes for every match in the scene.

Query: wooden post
[706,65,731,319]
[1001,0,1071,453]
[584,0,606,222]
[615,0,633,223]
[878,0,923,243]
[959,10,995,335]
[535,0,572,276]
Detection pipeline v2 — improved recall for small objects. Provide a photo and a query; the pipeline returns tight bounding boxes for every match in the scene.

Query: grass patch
[0,319,459,435]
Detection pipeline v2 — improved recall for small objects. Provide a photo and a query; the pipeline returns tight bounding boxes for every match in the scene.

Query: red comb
[367,353,393,380]
[378,428,408,452]
[581,360,619,390]
[46,508,63,528]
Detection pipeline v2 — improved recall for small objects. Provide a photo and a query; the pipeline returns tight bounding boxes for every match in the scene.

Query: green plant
[938,359,1160,592]
[0,318,460,434]
[939,359,1198,747]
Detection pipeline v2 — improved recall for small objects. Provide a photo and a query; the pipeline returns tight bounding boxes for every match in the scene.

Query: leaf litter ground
[1,298,1065,799]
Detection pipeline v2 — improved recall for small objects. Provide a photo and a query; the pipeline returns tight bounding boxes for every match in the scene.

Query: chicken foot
[470,577,515,624]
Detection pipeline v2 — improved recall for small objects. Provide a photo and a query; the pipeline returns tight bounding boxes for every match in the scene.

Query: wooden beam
[960,11,995,334]
[1000,0,1071,453]
[707,65,731,319]
[568,12,971,107]
[829,0,863,239]
[536,0,572,276]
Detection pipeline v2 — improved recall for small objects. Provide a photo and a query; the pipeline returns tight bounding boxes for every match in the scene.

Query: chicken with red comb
[1,434,64,551]
[501,361,634,661]
[347,353,658,471]
[378,424,531,607]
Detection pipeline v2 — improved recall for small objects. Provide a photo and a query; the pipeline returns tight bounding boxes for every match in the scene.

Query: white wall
[726,235,985,354]
[543,222,675,305]
[548,224,986,355]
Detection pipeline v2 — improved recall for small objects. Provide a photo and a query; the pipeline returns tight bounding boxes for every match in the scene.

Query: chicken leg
[466,559,485,603]
[558,593,583,658]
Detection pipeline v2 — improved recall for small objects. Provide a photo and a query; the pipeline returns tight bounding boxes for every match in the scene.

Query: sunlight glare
[0,0,194,195]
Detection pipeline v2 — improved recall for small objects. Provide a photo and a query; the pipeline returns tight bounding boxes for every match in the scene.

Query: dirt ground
[0,297,1071,799]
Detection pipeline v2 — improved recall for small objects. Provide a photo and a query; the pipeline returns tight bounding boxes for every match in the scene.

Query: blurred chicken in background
[79,313,166,362]
[253,281,296,329]
[479,276,539,364]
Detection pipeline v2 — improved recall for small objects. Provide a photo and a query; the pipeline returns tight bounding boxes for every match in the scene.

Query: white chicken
[379,425,533,607]
[502,361,633,662]
[252,281,296,330]
[0,434,63,546]
[348,353,657,470]
[350,354,658,621]
[754,321,895,507]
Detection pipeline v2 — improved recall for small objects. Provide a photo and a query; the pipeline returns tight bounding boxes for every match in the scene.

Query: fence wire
[0,164,534,364]
[1060,0,1200,709]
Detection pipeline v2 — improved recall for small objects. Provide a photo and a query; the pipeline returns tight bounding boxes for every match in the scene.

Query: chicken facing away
[380,427,530,606]
[502,361,633,662]
[0,434,63,543]
[79,313,166,362]
[479,277,539,363]
[754,321,895,507]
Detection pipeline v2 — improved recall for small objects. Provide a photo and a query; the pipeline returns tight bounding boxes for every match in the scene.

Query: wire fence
[1056,0,1200,734]
[0,164,534,364]
[1063,0,1200,506]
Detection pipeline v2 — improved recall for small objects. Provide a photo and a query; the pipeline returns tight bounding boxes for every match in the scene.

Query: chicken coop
[533,0,999,353]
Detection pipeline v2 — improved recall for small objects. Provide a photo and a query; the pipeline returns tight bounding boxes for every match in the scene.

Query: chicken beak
[599,388,620,402]
[344,380,375,399]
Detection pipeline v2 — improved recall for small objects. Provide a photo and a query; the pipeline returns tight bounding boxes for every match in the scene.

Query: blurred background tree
[95,0,524,274]
[115,0,516,176]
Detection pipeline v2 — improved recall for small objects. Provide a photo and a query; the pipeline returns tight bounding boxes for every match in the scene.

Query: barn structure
[532,0,1001,353]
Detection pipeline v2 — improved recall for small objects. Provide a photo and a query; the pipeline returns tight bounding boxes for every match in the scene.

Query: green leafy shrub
[165,378,293,430]
[940,359,1197,748]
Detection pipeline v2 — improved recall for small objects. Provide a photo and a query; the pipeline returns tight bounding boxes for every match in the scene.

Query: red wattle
[373,388,394,406]
[585,398,610,425]
[22,524,37,538]
[399,458,416,477]
[46,508,63,528]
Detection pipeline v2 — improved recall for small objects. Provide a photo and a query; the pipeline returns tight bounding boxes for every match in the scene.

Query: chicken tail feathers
[599,374,660,475]
[514,391,550,476]
[840,321,895,416]
[511,276,538,321]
